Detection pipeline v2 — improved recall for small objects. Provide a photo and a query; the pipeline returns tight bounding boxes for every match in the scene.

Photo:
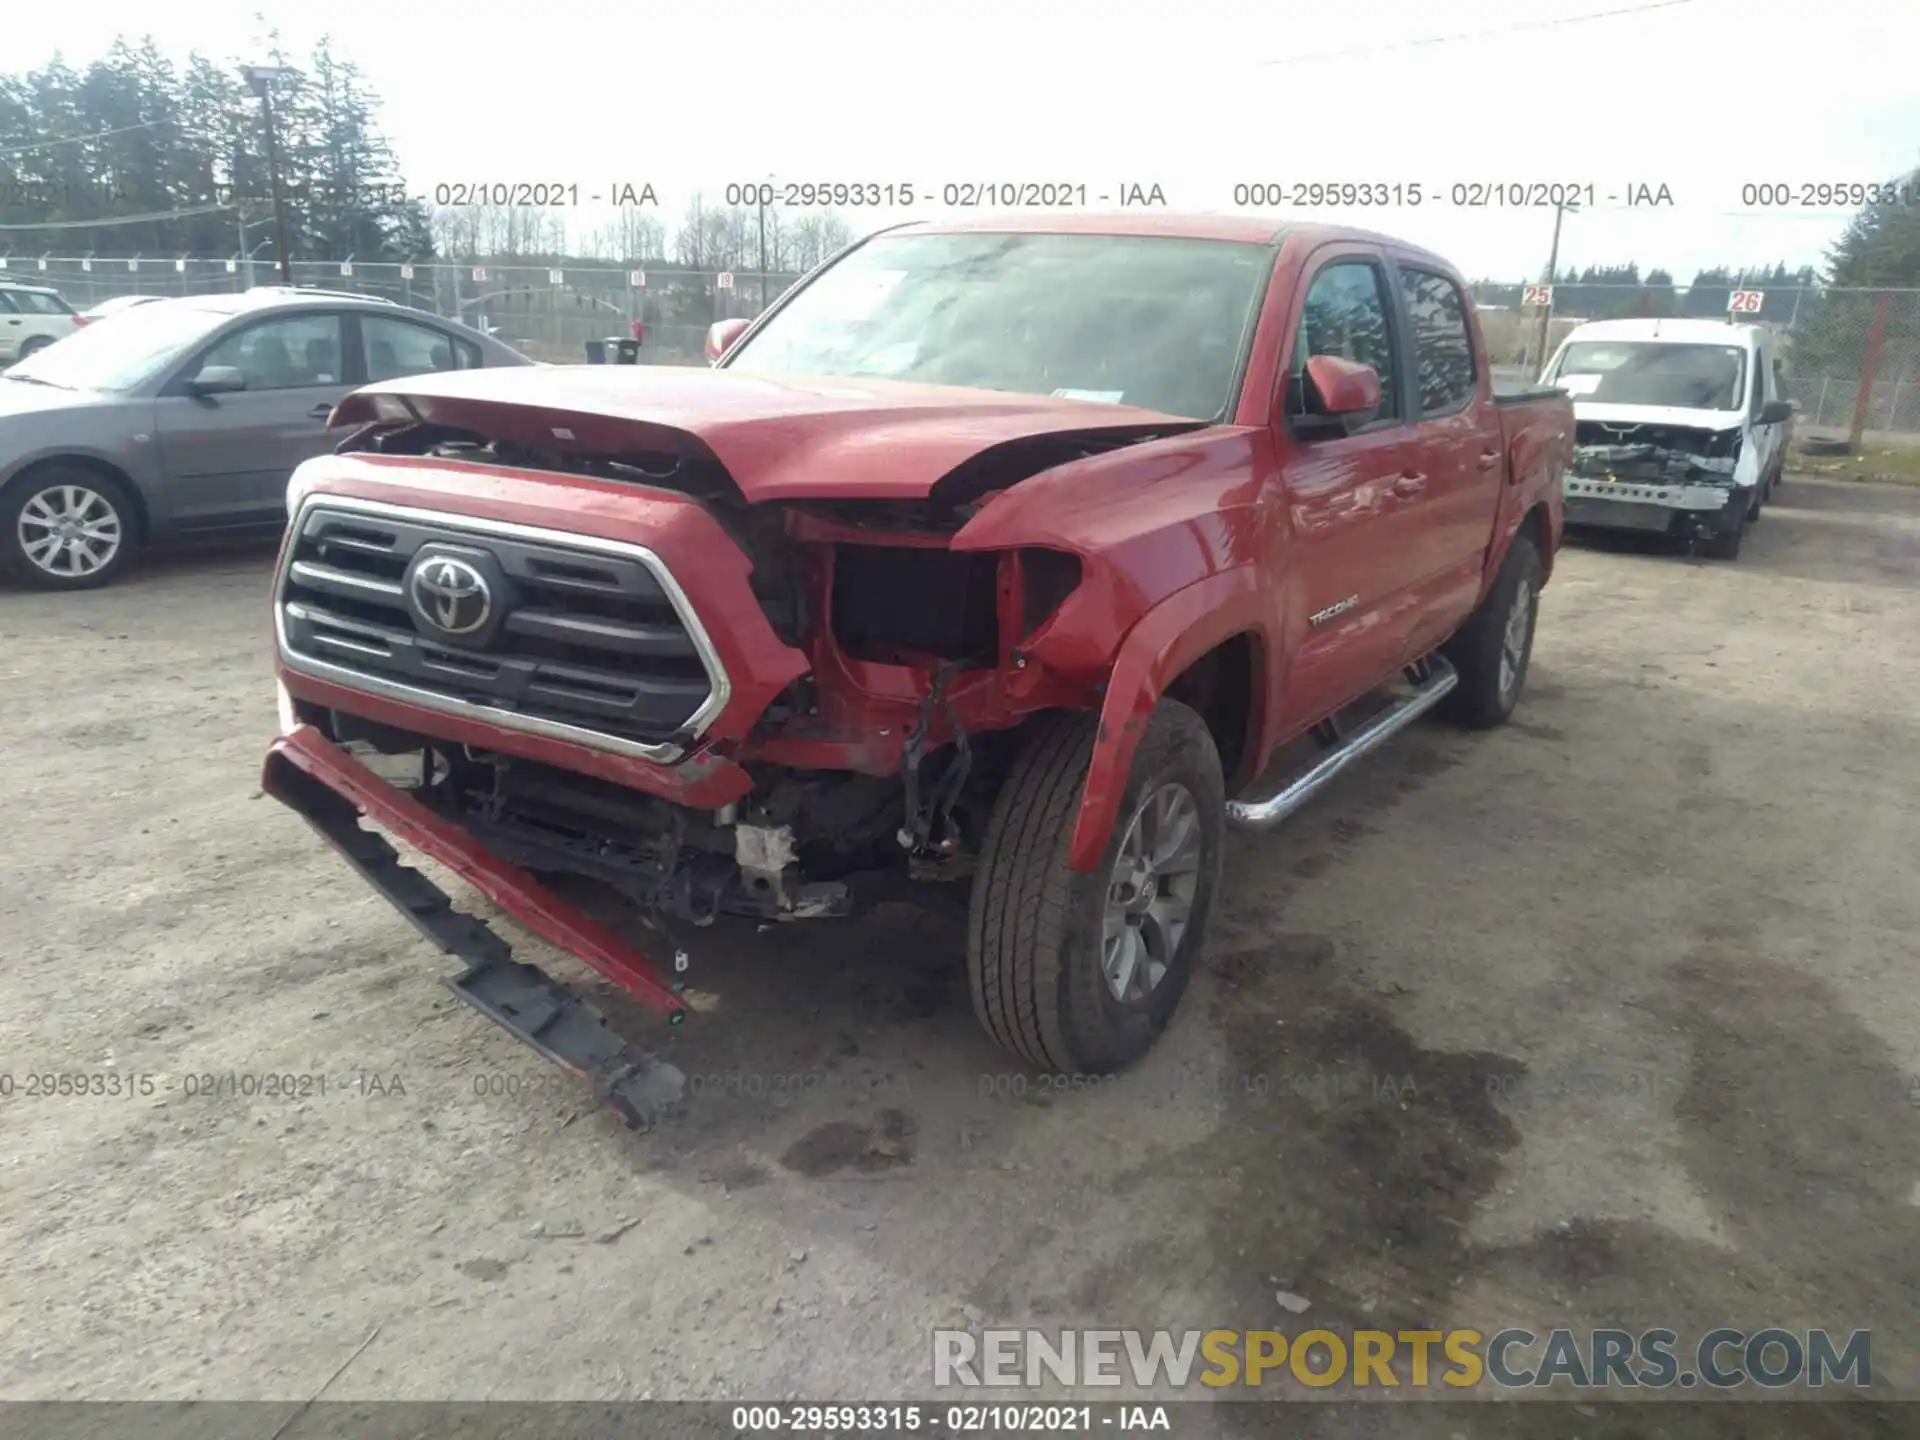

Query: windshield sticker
[1052,388,1125,404]
[850,341,920,378]
[807,269,905,321]
[1556,373,1602,396]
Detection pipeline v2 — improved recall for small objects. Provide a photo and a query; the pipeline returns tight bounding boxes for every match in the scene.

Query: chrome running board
[1225,655,1458,831]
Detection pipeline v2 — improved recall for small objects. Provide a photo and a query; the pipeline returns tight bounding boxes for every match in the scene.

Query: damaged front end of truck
[1562,419,1755,546]
[262,370,1235,1127]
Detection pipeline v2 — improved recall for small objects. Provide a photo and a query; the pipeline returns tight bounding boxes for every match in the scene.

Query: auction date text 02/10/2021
[15,177,1920,214]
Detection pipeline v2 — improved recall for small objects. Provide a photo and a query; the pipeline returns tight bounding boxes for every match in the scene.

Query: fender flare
[1064,568,1269,873]
[1484,426,1564,588]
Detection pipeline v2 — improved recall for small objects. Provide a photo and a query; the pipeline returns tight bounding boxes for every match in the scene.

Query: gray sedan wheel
[1,468,140,590]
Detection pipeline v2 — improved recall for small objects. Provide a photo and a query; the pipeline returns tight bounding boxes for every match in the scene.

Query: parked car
[1542,317,1794,560]
[0,290,533,589]
[1,280,84,363]
[79,294,167,321]
[262,214,1571,1122]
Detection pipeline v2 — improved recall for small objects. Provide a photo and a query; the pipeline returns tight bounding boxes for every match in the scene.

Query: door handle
[307,402,334,419]
[1476,450,1501,471]
[1391,472,1427,498]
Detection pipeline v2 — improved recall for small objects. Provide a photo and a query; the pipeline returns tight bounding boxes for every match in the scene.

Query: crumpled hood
[1572,400,1745,433]
[331,364,1203,503]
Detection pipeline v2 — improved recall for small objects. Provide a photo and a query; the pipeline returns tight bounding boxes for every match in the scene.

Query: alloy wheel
[1102,782,1204,1004]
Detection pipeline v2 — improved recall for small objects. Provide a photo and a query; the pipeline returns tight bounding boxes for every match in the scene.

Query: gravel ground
[1,475,1916,1435]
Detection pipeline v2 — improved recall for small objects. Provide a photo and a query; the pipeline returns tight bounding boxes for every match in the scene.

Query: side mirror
[1303,355,1382,418]
[1759,399,1794,425]
[187,364,246,396]
[706,318,751,364]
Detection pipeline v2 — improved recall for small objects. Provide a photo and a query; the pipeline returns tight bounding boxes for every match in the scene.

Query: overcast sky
[12,0,1916,281]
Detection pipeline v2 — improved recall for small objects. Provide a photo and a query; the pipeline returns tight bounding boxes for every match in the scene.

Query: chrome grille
[276,497,729,762]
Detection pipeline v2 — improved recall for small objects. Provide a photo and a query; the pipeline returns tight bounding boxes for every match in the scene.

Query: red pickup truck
[263,215,1571,1125]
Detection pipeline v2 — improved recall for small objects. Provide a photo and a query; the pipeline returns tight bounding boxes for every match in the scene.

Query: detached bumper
[263,724,687,1126]
[1563,475,1745,536]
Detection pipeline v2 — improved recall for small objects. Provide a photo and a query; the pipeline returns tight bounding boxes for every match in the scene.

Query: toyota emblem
[410,555,493,634]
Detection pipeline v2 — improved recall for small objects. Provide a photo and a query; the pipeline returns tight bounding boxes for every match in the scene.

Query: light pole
[241,64,299,285]
[235,210,275,289]
[245,237,274,289]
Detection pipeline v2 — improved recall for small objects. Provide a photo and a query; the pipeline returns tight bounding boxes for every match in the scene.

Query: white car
[0,281,85,363]
[1542,317,1794,560]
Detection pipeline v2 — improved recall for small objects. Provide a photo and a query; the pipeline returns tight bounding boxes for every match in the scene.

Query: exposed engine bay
[317,699,1019,933]
[1570,419,1742,487]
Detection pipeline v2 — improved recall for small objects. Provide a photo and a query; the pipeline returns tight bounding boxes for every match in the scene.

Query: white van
[1541,317,1794,560]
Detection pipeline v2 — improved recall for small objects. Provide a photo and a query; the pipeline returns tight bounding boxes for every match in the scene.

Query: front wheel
[1698,521,1744,561]
[967,702,1224,1075]
[1438,532,1543,729]
[1698,490,1752,561]
[0,467,141,590]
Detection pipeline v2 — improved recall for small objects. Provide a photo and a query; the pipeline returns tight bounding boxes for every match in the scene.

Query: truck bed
[1492,382,1567,404]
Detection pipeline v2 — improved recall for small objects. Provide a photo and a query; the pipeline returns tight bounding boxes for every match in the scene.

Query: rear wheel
[0,467,140,590]
[16,335,53,361]
[967,702,1224,1074]
[1438,532,1542,729]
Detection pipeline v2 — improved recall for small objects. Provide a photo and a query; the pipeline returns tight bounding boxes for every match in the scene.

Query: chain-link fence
[0,256,802,365]
[7,257,1919,441]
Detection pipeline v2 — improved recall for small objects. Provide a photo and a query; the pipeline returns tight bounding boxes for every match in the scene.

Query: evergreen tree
[0,35,434,264]
[1790,166,1920,385]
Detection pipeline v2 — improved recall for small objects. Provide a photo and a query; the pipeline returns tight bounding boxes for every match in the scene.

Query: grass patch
[1789,440,1920,486]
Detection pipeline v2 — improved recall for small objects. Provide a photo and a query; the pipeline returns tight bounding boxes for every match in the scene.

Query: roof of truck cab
[1561,317,1764,348]
[885,214,1467,272]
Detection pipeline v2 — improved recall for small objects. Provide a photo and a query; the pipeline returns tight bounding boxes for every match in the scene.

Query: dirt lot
[2,475,1917,1433]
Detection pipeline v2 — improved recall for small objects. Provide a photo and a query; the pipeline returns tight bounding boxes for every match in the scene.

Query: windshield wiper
[2,372,68,387]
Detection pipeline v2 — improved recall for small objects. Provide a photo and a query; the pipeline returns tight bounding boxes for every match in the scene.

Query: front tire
[0,466,140,590]
[1438,532,1543,729]
[1698,497,1750,561]
[967,702,1224,1074]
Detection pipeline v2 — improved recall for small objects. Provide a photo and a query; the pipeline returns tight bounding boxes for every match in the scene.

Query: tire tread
[967,712,1095,1071]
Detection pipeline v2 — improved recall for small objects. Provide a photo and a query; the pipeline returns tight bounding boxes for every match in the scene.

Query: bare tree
[581,208,667,263]
[785,212,854,273]
[428,203,568,259]
[672,194,712,267]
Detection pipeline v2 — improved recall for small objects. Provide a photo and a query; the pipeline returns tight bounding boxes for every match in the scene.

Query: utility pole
[1530,199,1570,374]
[242,65,299,285]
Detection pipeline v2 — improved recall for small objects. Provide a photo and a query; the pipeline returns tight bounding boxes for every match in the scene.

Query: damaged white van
[1541,318,1794,560]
